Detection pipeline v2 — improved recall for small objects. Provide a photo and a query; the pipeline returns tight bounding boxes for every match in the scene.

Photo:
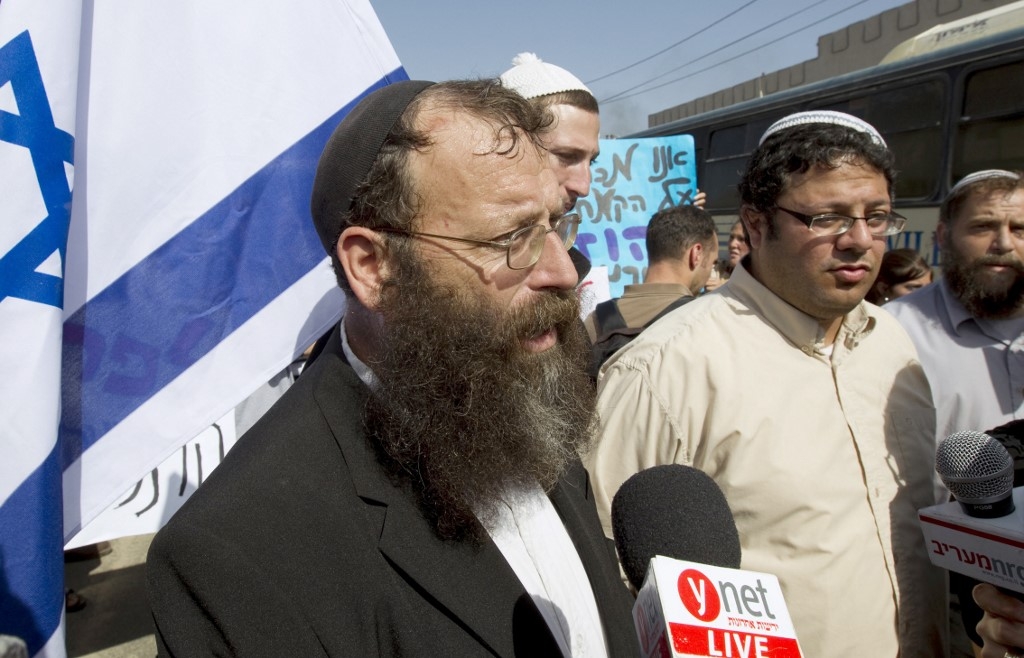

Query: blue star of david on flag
[0,30,75,309]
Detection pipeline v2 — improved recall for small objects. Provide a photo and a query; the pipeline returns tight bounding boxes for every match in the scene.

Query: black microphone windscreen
[936,430,1015,517]
[611,464,741,590]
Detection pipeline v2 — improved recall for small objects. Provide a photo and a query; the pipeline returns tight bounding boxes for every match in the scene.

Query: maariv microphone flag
[0,1,405,655]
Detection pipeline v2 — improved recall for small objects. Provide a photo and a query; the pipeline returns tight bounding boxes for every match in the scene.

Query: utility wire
[584,0,761,85]
[601,0,873,104]
[600,0,833,102]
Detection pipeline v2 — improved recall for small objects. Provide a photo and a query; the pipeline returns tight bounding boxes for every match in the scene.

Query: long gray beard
[363,257,596,540]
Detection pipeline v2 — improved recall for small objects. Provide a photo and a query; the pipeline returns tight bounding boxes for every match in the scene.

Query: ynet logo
[668,566,800,658]
[677,568,775,623]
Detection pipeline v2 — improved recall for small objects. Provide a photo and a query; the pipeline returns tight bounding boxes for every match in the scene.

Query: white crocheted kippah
[758,110,886,147]
[499,52,591,100]
[950,169,1021,196]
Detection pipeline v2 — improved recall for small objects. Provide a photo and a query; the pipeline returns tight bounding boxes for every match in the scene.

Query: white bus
[631,5,1024,265]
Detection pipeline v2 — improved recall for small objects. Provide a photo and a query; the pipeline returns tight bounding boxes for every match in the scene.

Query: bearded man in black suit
[146,78,637,658]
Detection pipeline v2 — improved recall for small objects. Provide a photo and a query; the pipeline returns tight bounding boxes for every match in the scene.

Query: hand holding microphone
[924,428,1024,655]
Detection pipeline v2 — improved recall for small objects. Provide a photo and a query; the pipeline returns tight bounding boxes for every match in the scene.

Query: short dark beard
[363,253,596,541]
[941,242,1024,319]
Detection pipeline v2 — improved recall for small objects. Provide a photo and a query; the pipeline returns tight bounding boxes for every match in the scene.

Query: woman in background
[866,248,933,305]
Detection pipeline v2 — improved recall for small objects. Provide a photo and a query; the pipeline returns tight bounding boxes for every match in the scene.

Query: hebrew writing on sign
[574,135,698,299]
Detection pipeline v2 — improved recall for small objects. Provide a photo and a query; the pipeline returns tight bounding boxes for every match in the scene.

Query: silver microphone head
[936,430,1015,518]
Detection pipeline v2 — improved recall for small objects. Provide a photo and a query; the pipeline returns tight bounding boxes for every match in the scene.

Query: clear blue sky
[371,0,912,136]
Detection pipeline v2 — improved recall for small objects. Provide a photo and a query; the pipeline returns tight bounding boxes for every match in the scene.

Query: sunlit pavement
[65,534,156,658]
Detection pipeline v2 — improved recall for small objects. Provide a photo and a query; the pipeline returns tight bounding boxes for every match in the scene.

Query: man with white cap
[147,79,637,656]
[500,53,705,282]
[500,52,601,216]
[586,110,946,656]
[500,53,601,282]
[887,169,1024,444]
[886,169,1024,654]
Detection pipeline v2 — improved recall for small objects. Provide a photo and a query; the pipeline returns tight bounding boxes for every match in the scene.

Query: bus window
[704,158,744,210]
[703,117,785,212]
[816,79,945,201]
[705,125,747,210]
[709,124,745,157]
[954,60,1024,180]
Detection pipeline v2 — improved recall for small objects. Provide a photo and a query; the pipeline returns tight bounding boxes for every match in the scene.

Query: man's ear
[687,241,704,270]
[336,226,390,311]
[740,205,768,250]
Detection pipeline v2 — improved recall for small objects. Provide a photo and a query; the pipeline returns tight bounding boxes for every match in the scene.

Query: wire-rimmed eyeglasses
[375,213,581,270]
[776,206,907,237]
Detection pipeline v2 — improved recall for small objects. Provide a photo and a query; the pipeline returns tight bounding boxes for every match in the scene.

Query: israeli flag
[0,1,405,655]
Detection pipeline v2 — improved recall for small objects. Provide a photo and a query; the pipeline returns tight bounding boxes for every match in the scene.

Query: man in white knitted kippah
[587,110,948,657]
[500,53,705,284]
[500,53,600,217]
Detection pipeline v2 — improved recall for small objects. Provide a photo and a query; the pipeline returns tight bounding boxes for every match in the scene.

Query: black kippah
[310,79,435,254]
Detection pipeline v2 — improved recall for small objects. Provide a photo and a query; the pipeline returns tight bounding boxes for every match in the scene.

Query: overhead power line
[584,0,761,85]
[600,0,872,105]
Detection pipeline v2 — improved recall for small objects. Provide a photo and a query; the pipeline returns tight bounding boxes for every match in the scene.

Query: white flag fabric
[0,1,404,655]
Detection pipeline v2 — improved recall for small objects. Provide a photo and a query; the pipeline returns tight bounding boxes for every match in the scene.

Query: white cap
[950,169,1021,196]
[499,52,591,100]
[758,110,886,147]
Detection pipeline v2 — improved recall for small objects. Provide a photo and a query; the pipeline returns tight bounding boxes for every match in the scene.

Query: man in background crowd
[585,110,946,656]
[584,204,715,348]
[501,53,599,284]
[501,52,600,217]
[584,204,717,378]
[887,169,1024,443]
[887,169,1024,654]
[500,53,706,284]
[147,79,636,656]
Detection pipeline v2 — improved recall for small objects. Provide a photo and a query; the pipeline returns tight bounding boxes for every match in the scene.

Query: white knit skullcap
[499,52,591,100]
[949,169,1021,196]
[758,110,886,147]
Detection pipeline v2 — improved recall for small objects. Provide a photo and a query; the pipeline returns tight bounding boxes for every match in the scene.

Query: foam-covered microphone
[612,465,803,657]
[611,464,741,590]
[936,430,1015,518]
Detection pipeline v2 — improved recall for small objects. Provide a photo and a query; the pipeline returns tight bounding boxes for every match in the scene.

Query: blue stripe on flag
[59,69,408,465]
[0,442,64,656]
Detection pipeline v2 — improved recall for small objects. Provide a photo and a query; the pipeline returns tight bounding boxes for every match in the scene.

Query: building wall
[647,0,1018,127]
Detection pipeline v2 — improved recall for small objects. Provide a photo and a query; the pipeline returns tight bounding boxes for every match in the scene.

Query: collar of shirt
[726,262,875,354]
[339,317,378,389]
[621,282,692,298]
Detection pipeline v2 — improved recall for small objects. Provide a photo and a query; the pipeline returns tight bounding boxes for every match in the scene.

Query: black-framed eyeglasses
[375,213,580,270]
[776,206,907,237]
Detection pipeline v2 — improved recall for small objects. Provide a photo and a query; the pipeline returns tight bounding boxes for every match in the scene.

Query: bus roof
[881,0,1024,63]
[630,21,1024,139]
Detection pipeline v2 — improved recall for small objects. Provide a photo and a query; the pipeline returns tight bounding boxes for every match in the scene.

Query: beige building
[648,0,1020,128]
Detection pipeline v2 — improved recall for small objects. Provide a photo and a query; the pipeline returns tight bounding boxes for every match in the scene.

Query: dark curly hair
[739,123,897,238]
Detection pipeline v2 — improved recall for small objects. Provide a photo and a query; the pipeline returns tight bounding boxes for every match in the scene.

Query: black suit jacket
[147,327,638,657]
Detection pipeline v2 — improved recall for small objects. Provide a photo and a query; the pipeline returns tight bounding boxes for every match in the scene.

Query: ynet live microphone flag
[634,557,803,658]
[0,1,404,655]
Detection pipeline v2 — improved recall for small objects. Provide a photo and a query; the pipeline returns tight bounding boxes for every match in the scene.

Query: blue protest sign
[575,135,697,298]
